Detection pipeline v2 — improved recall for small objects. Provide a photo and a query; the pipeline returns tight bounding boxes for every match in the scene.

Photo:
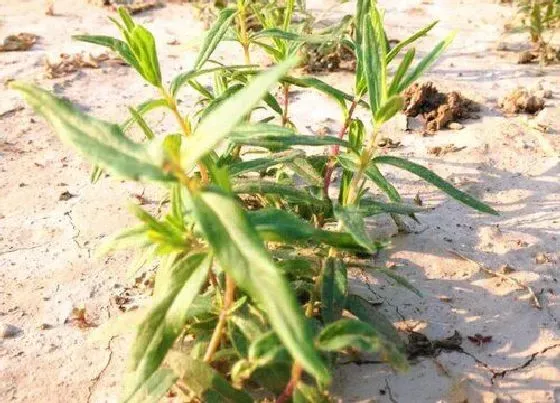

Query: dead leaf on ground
[44,52,124,78]
[0,33,40,52]
[427,144,466,156]
[467,333,493,345]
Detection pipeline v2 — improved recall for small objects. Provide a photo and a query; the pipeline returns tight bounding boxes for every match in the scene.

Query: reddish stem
[276,362,302,403]
[322,99,358,196]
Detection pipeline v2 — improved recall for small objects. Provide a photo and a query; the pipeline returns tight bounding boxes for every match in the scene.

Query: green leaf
[230,124,350,149]
[377,268,422,297]
[386,21,438,63]
[397,32,456,93]
[72,34,141,73]
[251,29,334,44]
[186,188,330,383]
[180,57,299,171]
[194,8,238,70]
[344,294,406,364]
[388,48,415,97]
[289,157,323,186]
[167,351,253,403]
[294,382,330,403]
[282,76,359,107]
[320,258,348,324]
[10,82,174,183]
[124,253,211,400]
[128,25,162,87]
[128,107,155,139]
[361,12,383,116]
[228,150,304,176]
[247,209,316,242]
[125,368,177,403]
[317,319,383,352]
[122,99,168,132]
[358,199,429,216]
[372,156,498,214]
[374,95,404,125]
[333,205,379,253]
[232,181,330,209]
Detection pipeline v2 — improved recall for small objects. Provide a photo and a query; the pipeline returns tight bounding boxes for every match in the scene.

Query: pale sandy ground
[0,0,559,402]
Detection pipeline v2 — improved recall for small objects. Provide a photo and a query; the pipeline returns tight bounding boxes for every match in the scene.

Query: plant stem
[281,83,290,127]
[203,274,236,363]
[161,88,210,184]
[276,361,303,403]
[323,99,358,197]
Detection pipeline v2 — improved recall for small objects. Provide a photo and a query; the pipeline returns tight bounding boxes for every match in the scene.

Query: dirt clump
[402,82,480,132]
[0,33,39,52]
[499,87,546,115]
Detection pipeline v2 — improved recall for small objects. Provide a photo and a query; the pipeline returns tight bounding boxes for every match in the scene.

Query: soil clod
[402,82,480,132]
[0,33,39,52]
[499,87,545,115]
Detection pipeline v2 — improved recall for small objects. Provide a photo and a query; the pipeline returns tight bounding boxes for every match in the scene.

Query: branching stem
[203,275,236,363]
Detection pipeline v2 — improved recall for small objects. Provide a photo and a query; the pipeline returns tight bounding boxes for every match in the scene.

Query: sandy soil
[0,0,559,402]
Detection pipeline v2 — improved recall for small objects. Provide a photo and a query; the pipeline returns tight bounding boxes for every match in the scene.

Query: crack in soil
[0,243,50,256]
[456,343,560,384]
[363,279,406,321]
[87,305,115,403]
[385,377,398,403]
[64,210,91,258]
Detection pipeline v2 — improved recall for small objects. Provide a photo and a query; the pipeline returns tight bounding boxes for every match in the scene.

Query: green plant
[517,0,560,66]
[10,1,498,402]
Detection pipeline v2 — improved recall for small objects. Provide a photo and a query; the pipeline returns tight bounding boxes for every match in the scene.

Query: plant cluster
[516,0,560,66]
[11,0,498,401]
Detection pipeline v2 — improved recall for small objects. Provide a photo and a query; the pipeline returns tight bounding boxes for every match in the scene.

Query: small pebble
[448,122,464,130]
[439,296,453,303]
[536,252,549,265]
[1,323,21,339]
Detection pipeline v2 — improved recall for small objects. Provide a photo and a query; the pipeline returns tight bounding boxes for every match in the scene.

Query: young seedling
[10,2,498,402]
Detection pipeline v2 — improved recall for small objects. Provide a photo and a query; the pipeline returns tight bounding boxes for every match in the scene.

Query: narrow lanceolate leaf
[229,124,350,149]
[282,76,358,106]
[397,32,456,93]
[124,253,211,400]
[374,95,404,125]
[247,209,365,251]
[125,368,177,403]
[72,34,141,73]
[358,199,429,216]
[316,319,407,369]
[320,258,348,324]
[167,351,253,403]
[228,150,304,176]
[372,156,498,214]
[128,107,155,139]
[186,189,330,383]
[362,15,381,115]
[386,21,438,63]
[180,57,299,171]
[250,29,335,44]
[333,205,380,253]
[344,295,406,365]
[289,157,323,186]
[337,155,402,203]
[317,319,383,352]
[10,82,174,183]
[170,65,257,97]
[122,99,168,131]
[232,181,331,209]
[194,7,237,70]
[128,25,162,86]
[388,48,415,97]
[377,268,422,297]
